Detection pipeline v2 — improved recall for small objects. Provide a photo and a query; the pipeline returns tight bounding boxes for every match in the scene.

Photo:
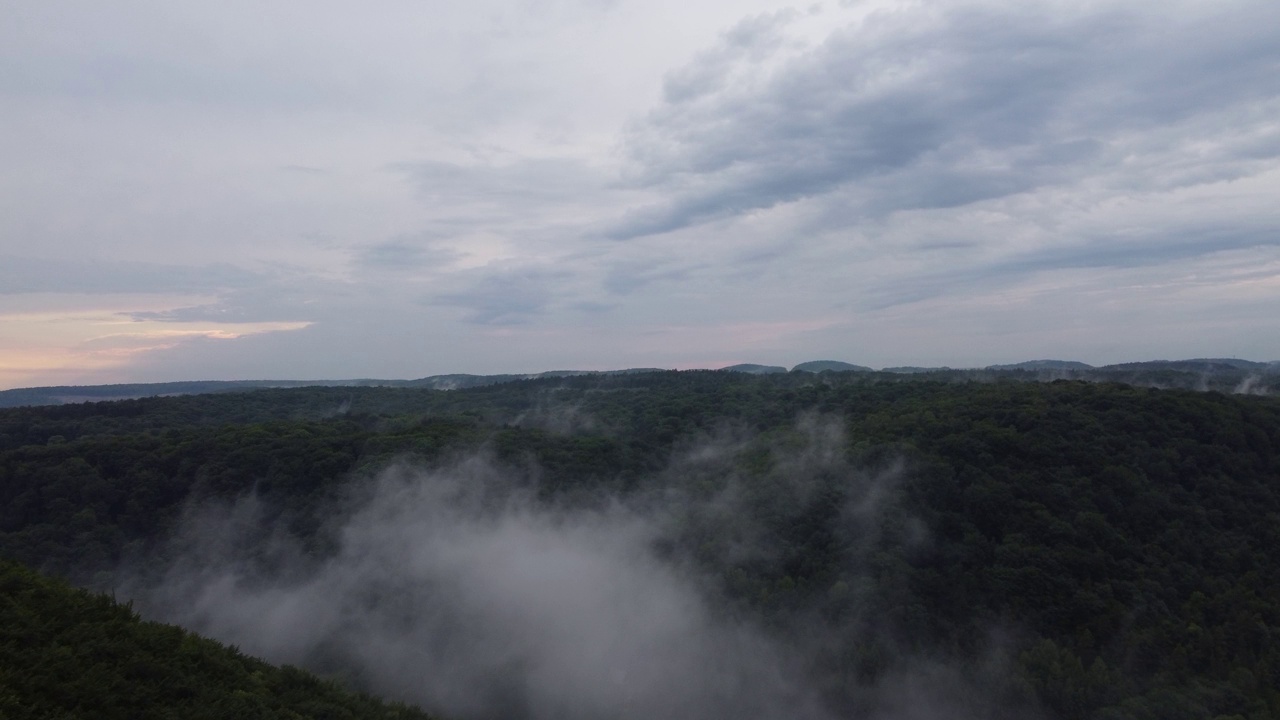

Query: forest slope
[0,373,1278,719]
[0,558,435,720]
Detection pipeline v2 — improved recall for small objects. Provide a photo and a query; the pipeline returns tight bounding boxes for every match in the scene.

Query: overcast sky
[2,0,1278,388]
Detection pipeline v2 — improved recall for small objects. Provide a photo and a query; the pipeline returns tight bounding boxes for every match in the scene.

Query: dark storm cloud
[0,255,258,295]
[609,1,1280,240]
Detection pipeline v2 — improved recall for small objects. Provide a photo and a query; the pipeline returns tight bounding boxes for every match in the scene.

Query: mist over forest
[2,368,1279,719]
[6,0,1280,716]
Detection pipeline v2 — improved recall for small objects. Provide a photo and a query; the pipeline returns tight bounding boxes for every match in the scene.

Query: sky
[2,0,1278,388]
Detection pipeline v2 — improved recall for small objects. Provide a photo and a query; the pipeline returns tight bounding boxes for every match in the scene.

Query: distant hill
[5,358,1278,408]
[0,369,670,408]
[1099,358,1271,372]
[718,363,788,374]
[406,368,667,390]
[986,360,1094,371]
[791,360,874,373]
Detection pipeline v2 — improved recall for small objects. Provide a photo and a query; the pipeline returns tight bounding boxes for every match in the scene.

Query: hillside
[1,371,1278,719]
[0,558,435,720]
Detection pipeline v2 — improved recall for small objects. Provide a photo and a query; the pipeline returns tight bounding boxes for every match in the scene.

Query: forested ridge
[1,371,1279,719]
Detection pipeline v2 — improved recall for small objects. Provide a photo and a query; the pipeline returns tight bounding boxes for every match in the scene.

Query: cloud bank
[616,1,1280,238]
[2,0,1278,386]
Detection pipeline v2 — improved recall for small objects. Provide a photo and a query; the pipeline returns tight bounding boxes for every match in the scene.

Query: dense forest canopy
[1,370,1278,719]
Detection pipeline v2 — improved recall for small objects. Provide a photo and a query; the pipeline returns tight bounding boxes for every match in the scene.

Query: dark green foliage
[0,558,436,720]
[1,372,1279,718]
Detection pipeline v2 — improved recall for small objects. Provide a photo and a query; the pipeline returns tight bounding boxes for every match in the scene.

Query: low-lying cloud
[128,418,1036,720]
[136,460,827,719]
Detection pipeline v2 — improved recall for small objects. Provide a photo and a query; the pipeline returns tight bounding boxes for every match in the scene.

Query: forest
[0,557,435,720]
[1,369,1278,719]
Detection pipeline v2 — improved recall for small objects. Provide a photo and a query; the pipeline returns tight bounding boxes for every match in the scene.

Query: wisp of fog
[134,455,835,719]
[127,417,1032,720]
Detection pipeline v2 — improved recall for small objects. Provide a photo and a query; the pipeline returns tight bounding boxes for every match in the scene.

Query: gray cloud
[431,265,574,325]
[661,9,799,104]
[127,294,315,324]
[611,1,1280,240]
[602,258,696,295]
[865,220,1280,309]
[0,47,339,110]
[355,238,461,272]
[396,158,604,204]
[390,156,621,252]
[3,0,1279,386]
[0,255,259,296]
[118,264,356,324]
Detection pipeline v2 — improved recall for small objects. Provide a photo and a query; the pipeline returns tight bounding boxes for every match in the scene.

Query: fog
[128,417,1036,720]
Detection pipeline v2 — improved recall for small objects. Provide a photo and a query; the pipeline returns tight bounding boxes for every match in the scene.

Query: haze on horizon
[2,0,1278,391]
